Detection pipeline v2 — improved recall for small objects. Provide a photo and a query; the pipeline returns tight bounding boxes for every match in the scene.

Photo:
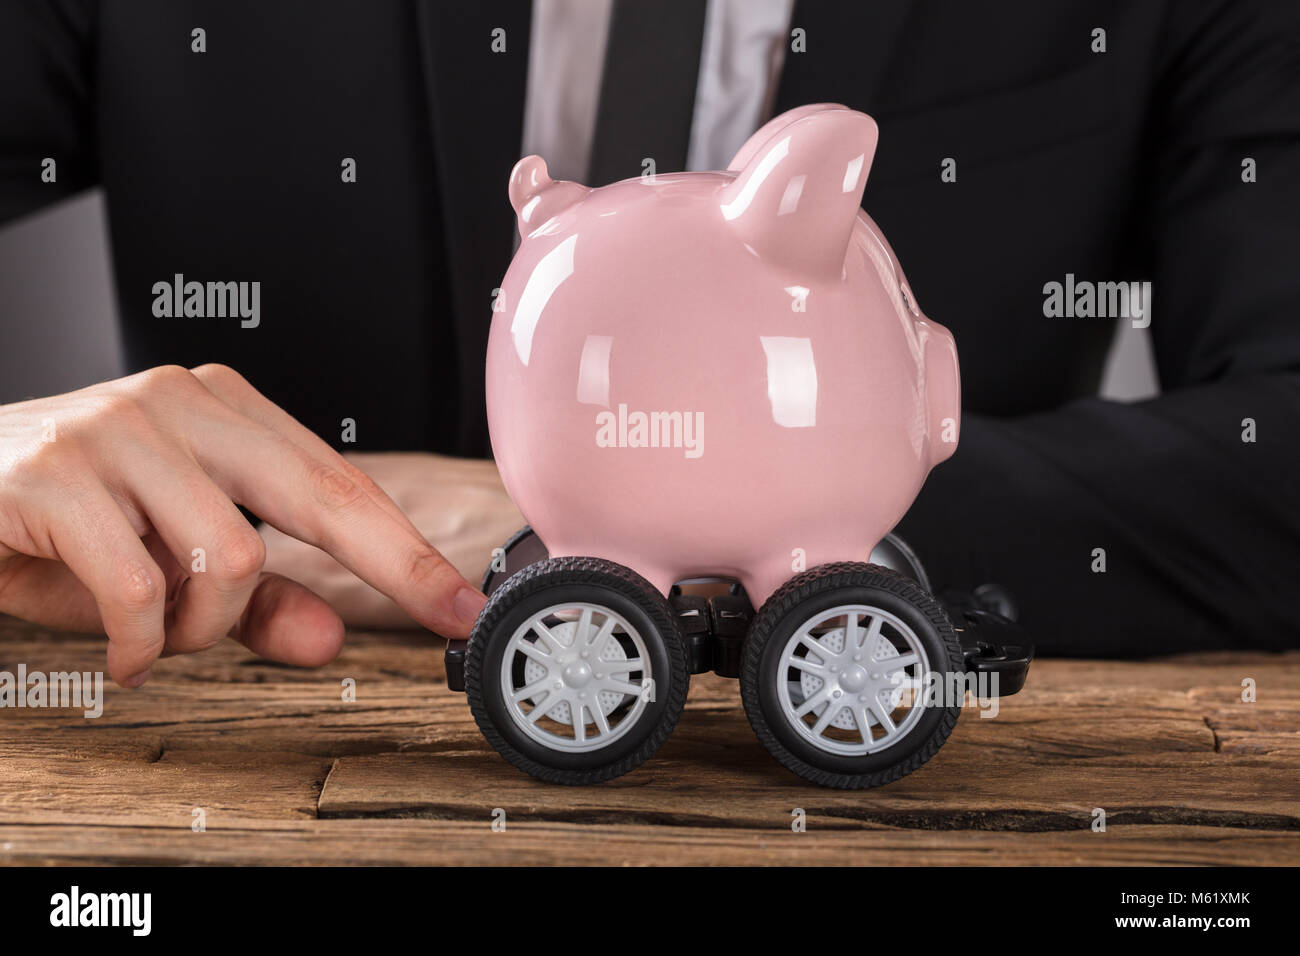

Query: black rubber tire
[740,562,964,789]
[465,556,689,784]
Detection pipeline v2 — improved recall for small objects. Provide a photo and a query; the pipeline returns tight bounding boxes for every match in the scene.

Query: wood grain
[1,615,1297,865]
[0,822,1292,866]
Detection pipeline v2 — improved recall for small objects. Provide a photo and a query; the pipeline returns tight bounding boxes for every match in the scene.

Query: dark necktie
[587,0,709,186]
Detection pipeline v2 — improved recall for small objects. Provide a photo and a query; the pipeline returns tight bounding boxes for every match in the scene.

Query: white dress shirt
[523,0,795,183]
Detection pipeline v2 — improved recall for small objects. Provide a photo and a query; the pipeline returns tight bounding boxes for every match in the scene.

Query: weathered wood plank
[0,751,332,827]
[3,614,1298,865]
[2,641,1248,759]
[1193,687,1300,755]
[0,687,478,757]
[0,689,1222,764]
[317,748,1300,831]
[0,820,1295,866]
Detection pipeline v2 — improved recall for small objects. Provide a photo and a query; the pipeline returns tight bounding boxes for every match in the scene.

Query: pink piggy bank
[461,105,969,790]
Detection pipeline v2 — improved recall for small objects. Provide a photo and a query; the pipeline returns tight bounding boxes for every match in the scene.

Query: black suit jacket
[2,0,1298,654]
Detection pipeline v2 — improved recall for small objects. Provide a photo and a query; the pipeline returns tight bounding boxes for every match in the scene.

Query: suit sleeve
[0,0,97,224]
[895,0,1300,655]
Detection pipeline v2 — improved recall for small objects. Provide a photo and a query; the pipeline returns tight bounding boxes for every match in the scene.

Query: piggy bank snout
[923,322,961,465]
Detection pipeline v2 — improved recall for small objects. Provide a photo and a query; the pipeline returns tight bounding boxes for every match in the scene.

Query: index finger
[189,363,425,539]
[193,417,487,637]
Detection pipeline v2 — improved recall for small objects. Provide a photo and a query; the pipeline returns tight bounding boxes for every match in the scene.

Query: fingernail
[453,586,488,627]
[124,669,151,688]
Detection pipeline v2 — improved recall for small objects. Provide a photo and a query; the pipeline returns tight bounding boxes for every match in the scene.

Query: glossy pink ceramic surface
[486,104,959,606]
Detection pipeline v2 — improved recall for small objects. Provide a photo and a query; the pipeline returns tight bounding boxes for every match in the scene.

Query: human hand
[0,365,487,686]
[259,453,525,630]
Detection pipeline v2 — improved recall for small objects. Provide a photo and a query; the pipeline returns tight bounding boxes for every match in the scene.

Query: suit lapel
[414,0,531,456]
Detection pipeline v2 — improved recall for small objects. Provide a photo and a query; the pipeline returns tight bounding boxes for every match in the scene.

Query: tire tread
[740,562,964,789]
[465,556,688,785]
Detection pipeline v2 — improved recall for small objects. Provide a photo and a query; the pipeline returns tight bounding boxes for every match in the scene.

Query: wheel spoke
[510,678,552,704]
[516,641,552,665]
[603,657,643,675]
[895,677,924,693]
[798,633,831,661]
[870,694,898,735]
[854,706,875,742]
[574,607,594,647]
[844,611,860,650]
[589,614,618,656]
[788,656,827,677]
[880,652,918,671]
[573,704,587,741]
[527,692,563,724]
[794,686,832,718]
[861,614,883,653]
[603,678,642,697]
[811,700,843,735]
[591,703,611,736]
[531,619,563,653]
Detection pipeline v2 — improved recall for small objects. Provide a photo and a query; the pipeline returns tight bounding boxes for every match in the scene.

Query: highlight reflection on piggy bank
[458,105,971,789]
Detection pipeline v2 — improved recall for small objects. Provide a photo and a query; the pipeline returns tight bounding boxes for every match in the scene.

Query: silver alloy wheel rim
[501,601,653,753]
[777,604,929,756]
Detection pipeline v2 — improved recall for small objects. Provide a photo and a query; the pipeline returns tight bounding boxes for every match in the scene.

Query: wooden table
[1,615,1297,865]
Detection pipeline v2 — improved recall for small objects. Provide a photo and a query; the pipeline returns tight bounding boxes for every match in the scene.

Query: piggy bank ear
[719,107,878,275]
[726,103,849,172]
[509,156,591,237]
